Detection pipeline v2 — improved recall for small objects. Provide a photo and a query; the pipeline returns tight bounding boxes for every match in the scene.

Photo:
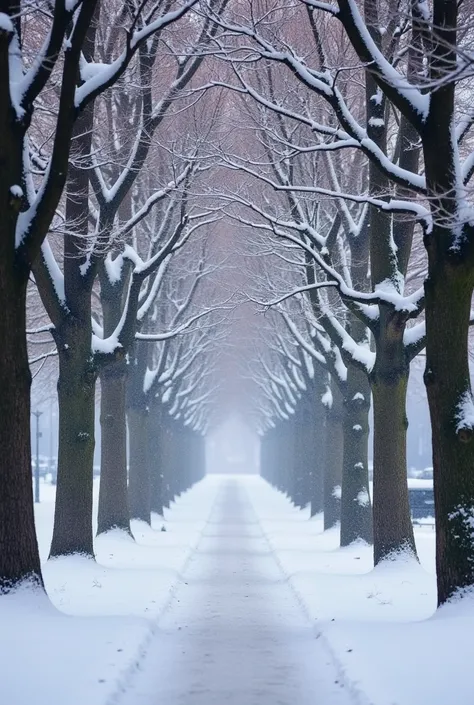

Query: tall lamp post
[32,410,43,503]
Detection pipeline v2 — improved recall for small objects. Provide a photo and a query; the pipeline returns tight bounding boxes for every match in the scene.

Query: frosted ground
[1,475,471,705]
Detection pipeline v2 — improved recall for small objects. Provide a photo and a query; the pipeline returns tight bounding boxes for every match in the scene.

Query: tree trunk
[292,399,312,508]
[97,361,131,535]
[49,64,98,559]
[425,262,474,603]
[371,312,416,563]
[195,433,206,483]
[0,274,43,590]
[417,4,474,602]
[161,422,173,508]
[170,422,185,499]
[148,402,164,516]
[340,365,373,545]
[308,380,326,517]
[323,383,343,530]
[128,405,151,523]
[261,430,277,486]
[50,327,96,557]
[180,428,192,493]
[97,254,132,536]
[361,19,416,563]
[284,416,296,502]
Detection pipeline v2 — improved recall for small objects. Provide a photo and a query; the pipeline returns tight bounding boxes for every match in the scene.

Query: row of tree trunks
[0,0,101,591]
[260,364,374,551]
[0,0,210,589]
[98,379,206,533]
[260,380,327,518]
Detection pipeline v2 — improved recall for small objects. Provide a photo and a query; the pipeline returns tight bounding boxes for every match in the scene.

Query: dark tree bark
[268,418,291,497]
[285,418,297,500]
[169,420,187,499]
[96,251,133,536]
[128,405,151,523]
[50,323,96,557]
[425,266,474,603]
[97,359,131,535]
[309,380,326,517]
[148,400,165,517]
[371,316,415,561]
[323,382,343,530]
[293,397,313,508]
[340,364,372,545]
[422,0,474,603]
[127,338,151,523]
[48,88,97,558]
[291,404,306,507]
[161,420,175,508]
[0,271,42,590]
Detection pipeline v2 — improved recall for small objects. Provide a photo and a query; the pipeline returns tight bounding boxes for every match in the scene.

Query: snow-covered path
[118,477,351,705]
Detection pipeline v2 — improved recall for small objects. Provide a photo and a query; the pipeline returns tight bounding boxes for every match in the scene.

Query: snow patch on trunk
[356,489,370,507]
[455,391,474,433]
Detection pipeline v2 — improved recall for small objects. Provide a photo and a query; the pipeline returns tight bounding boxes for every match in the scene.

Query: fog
[206,416,260,475]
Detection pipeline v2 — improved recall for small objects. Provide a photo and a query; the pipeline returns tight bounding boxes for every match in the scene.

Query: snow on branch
[136,305,230,342]
[229,204,424,316]
[75,0,201,109]
[210,27,426,193]
[335,0,430,126]
[28,348,58,365]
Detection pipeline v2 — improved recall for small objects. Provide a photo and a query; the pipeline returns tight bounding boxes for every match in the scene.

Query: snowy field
[1,475,472,705]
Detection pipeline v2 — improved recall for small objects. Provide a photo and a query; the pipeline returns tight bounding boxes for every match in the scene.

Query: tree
[0,0,200,591]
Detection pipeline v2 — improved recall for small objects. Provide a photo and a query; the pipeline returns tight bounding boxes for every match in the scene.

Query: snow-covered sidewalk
[118,477,350,705]
[245,476,474,705]
[3,474,473,705]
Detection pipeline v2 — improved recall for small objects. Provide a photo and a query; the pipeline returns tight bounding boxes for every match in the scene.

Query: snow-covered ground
[245,477,474,705]
[118,478,350,705]
[1,477,221,705]
[1,475,472,705]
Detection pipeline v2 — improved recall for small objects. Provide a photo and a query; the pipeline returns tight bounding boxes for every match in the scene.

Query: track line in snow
[244,480,371,705]
[115,477,354,705]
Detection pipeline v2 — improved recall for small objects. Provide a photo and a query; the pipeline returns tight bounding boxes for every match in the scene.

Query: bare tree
[0,0,204,591]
